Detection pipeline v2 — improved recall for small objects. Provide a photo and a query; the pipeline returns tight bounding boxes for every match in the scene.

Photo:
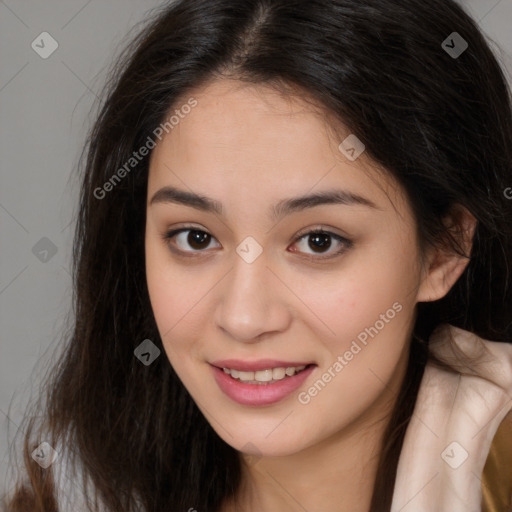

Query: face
[145,78,429,458]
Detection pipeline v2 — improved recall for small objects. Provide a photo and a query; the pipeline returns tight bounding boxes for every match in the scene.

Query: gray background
[1,0,511,498]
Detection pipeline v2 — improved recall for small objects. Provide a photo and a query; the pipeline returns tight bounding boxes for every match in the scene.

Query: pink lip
[210,359,315,372]
[210,363,316,406]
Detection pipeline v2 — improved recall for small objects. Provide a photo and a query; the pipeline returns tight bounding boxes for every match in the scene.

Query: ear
[417,205,477,303]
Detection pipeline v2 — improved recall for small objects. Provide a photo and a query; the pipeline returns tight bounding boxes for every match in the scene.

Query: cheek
[146,275,199,357]
[287,242,417,409]
[294,278,411,439]
[145,236,188,356]
[146,226,194,330]
[145,239,174,332]
[145,237,215,377]
[146,275,205,391]
[290,249,417,351]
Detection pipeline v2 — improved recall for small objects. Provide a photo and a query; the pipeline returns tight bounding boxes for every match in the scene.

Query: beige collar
[391,324,512,511]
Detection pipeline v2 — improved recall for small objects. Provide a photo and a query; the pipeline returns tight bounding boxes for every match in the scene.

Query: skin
[145,78,475,511]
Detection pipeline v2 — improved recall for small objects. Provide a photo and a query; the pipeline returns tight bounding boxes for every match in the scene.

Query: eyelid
[293,224,351,241]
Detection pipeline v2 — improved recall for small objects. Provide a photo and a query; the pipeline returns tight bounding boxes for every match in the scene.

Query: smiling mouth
[210,362,317,406]
[218,364,316,385]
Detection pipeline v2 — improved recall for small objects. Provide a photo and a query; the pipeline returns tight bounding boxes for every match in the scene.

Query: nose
[214,251,291,343]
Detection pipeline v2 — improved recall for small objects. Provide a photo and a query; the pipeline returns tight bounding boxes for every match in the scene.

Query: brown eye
[290,229,352,259]
[307,232,332,253]
[184,230,211,250]
[163,228,220,254]
[162,226,352,261]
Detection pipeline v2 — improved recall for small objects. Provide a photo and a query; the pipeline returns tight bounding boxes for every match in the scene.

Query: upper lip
[210,359,316,372]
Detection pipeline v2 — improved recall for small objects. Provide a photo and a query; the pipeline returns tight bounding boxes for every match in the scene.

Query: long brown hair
[3,0,512,510]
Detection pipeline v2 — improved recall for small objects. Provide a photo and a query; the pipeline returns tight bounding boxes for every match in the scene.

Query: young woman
[3,0,512,511]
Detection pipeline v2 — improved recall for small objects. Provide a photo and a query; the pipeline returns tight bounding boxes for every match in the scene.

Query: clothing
[391,324,512,512]
[481,410,512,512]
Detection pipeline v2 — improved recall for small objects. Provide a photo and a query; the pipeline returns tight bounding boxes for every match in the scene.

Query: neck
[222,344,410,512]
[240,428,382,511]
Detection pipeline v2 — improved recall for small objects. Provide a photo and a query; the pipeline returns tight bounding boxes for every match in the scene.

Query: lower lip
[211,364,316,406]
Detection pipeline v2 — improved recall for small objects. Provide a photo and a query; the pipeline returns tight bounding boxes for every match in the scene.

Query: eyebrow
[149,185,379,220]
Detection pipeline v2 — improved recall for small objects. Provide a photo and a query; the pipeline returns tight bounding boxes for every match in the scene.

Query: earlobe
[416,205,477,303]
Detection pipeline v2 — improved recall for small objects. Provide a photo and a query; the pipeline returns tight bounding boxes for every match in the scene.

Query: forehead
[147,78,407,216]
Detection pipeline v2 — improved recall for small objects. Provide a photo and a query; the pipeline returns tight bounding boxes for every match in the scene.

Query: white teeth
[272,367,286,380]
[255,369,273,382]
[222,365,309,383]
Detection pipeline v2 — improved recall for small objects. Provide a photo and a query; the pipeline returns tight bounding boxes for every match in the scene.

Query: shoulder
[47,438,107,512]
[1,437,94,512]
[47,440,89,511]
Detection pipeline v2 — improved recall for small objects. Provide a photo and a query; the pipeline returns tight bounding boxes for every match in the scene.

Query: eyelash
[161,225,353,261]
